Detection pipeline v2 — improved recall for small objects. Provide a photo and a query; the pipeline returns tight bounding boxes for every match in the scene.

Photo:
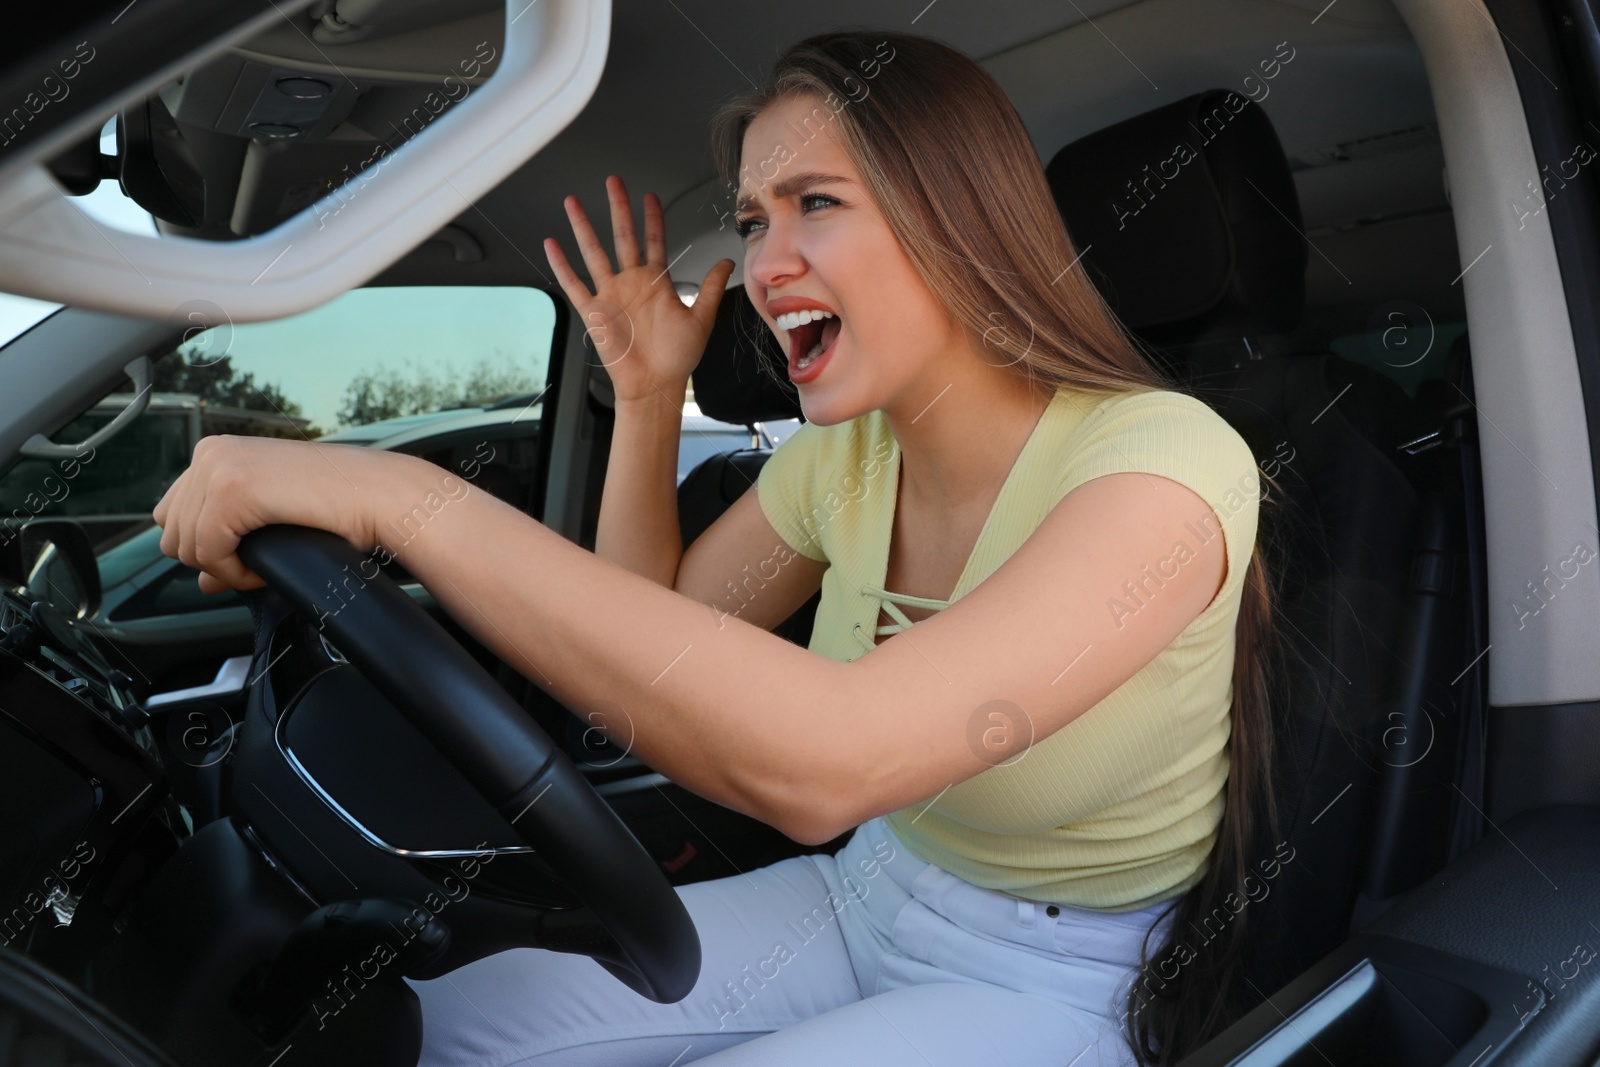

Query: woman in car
[155,29,1280,1067]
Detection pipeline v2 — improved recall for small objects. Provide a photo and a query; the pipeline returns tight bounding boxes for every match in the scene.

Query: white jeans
[407,815,1176,1067]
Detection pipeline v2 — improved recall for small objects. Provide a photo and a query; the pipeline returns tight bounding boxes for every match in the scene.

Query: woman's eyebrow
[735,172,853,214]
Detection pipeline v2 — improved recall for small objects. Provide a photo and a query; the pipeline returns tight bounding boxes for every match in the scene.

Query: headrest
[1045,89,1306,348]
[691,285,804,425]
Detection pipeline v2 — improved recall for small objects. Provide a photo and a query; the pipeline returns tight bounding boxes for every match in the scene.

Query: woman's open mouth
[778,310,843,384]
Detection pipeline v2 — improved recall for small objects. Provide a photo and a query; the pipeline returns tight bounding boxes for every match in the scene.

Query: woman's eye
[800,193,839,212]
[734,194,838,239]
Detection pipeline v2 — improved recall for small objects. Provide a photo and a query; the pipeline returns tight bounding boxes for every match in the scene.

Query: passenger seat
[1046,89,1451,999]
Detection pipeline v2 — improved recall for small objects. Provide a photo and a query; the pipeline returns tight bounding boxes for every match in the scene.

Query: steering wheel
[235,524,702,1004]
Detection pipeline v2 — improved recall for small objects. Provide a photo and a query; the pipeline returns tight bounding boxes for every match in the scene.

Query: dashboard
[0,589,180,980]
[1,593,155,752]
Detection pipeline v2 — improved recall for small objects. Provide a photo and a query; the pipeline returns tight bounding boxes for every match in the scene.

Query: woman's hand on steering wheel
[544,174,735,404]
[152,435,435,595]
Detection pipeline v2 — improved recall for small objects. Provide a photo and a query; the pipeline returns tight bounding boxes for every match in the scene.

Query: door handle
[20,356,152,459]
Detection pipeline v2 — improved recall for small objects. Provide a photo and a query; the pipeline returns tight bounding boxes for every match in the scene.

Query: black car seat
[1047,89,1469,1001]
[682,290,817,648]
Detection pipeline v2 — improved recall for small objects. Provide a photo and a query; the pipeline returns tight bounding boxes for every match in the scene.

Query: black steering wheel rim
[236,524,701,1004]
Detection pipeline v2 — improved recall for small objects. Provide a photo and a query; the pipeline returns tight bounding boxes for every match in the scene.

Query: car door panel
[1182,806,1600,1066]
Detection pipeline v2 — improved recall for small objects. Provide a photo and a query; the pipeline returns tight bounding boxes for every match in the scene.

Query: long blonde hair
[711,30,1283,1064]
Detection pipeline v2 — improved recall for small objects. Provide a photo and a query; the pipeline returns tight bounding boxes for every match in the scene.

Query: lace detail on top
[852,583,951,649]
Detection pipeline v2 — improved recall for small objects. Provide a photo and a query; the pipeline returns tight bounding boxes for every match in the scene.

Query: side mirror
[16,520,102,620]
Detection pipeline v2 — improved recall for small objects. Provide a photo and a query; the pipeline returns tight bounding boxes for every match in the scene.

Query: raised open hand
[544,175,736,404]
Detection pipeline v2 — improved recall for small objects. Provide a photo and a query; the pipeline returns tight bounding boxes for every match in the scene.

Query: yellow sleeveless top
[755,385,1261,912]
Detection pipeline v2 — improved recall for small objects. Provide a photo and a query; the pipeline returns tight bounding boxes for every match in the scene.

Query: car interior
[2,0,1600,1064]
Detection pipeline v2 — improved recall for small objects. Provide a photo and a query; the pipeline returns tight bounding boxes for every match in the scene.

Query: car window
[0,285,556,621]
[100,526,221,622]
[677,422,758,484]
[174,285,556,439]
[1327,312,1468,397]
[763,418,803,446]
[675,410,803,485]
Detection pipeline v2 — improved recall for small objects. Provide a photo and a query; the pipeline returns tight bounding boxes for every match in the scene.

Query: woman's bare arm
[592,383,825,632]
[674,484,827,632]
[592,385,690,588]
[154,437,1226,849]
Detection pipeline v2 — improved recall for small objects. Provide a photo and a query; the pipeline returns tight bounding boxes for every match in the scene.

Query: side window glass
[1327,314,1469,398]
[0,286,556,621]
[675,402,803,486]
[677,417,758,485]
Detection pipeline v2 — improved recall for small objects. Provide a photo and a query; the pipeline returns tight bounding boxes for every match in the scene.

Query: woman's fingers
[193,485,251,591]
[177,471,208,577]
[551,182,673,310]
[155,472,186,560]
[689,259,738,331]
[642,191,667,270]
[543,237,594,310]
[561,194,615,282]
[160,438,250,593]
[606,175,641,270]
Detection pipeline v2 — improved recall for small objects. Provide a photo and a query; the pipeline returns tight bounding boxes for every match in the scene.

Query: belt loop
[1016,898,1034,929]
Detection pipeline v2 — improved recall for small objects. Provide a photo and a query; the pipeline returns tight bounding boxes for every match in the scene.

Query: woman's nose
[746,218,805,290]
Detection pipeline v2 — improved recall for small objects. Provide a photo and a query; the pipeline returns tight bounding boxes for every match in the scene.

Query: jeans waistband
[847,816,1175,960]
